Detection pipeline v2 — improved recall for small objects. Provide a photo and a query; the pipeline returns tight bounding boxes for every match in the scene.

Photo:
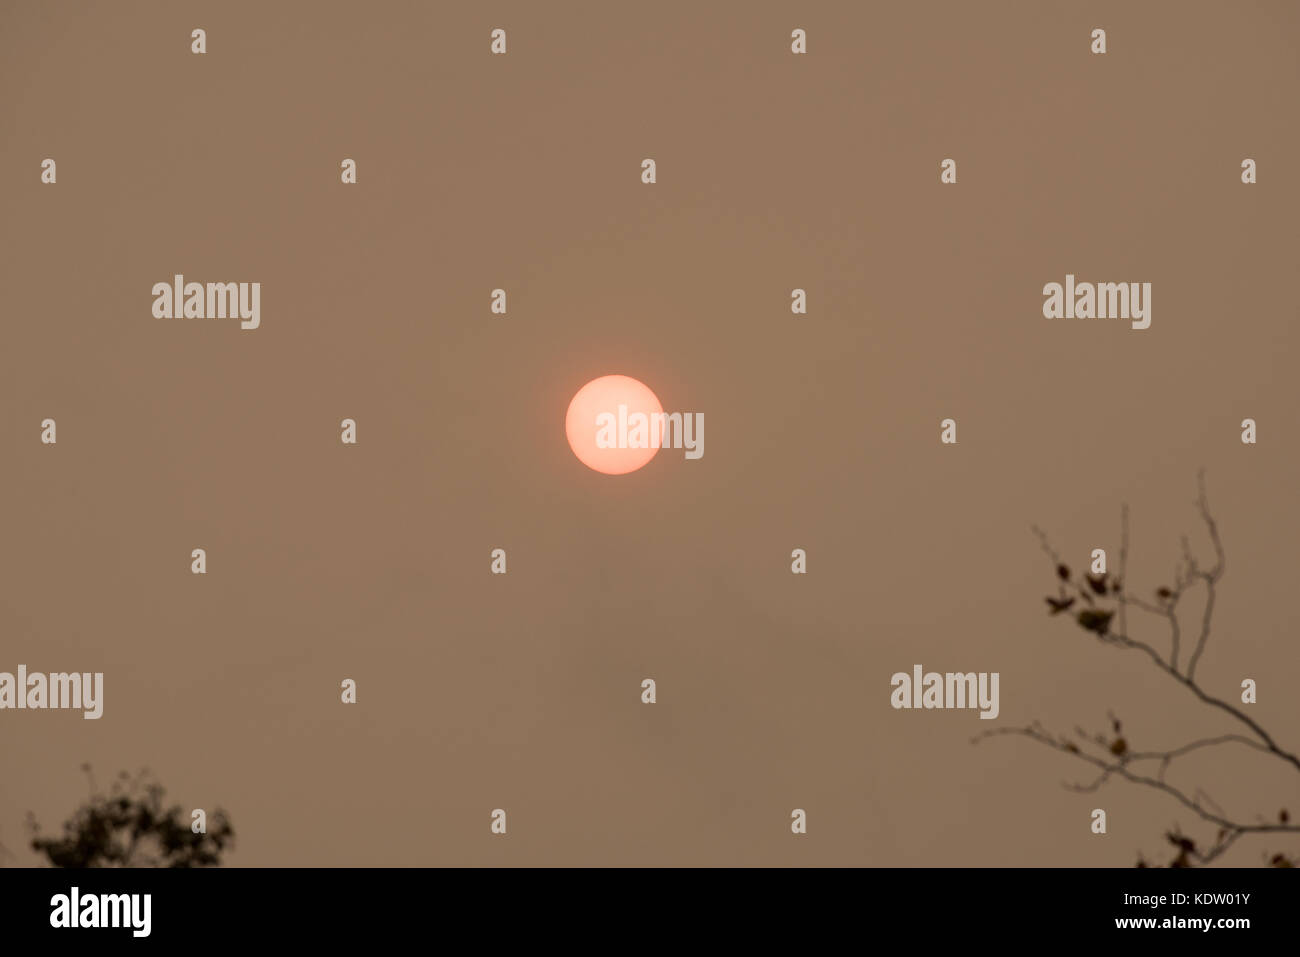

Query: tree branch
[996,474,1297,866]
[974,724,1299,837]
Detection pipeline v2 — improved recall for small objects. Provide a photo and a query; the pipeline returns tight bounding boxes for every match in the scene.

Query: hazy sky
[2,0,1298,866]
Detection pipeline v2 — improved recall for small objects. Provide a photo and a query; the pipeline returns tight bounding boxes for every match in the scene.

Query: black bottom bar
[0,866,1291,944]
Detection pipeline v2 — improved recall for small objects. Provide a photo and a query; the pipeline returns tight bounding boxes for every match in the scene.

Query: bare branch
[974,724,1300,837]
[1124,734,1274,782]
[1186,471,1226,681]
[1032,524,1062,567]
[1192,829,1242,866]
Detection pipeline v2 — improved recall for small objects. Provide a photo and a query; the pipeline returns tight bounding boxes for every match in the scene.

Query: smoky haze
[1,0,1297,866]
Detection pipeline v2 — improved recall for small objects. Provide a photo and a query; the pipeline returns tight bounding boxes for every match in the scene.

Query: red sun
[565,375,663,475]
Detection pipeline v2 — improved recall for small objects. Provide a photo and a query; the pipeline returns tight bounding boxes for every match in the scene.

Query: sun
[565,374,663,475]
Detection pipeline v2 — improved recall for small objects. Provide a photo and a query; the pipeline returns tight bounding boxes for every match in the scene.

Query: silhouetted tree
[976,472,1298,867]
[26,766,234,867]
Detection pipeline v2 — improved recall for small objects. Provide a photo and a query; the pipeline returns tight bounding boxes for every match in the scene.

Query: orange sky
[1,0,1297,867]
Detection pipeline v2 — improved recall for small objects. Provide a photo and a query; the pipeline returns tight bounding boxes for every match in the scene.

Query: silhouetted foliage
[26,766,233,868]
[977,472,1299,867]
